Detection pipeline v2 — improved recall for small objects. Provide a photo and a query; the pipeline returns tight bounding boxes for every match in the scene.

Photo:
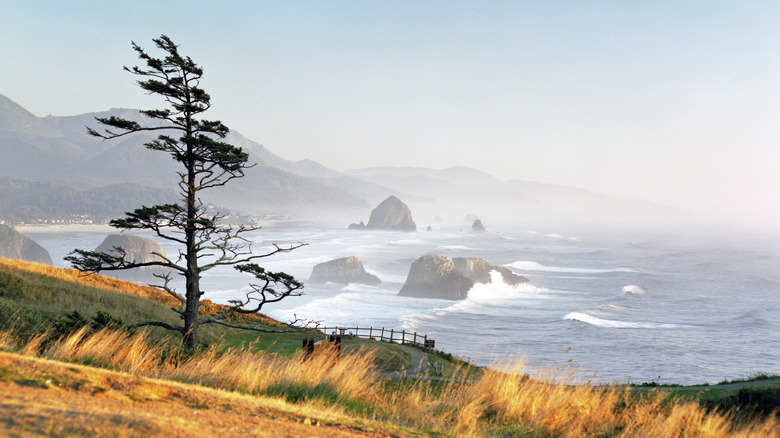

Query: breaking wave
[622,285,646,296]
[507,261,637,274]
[563,312,682,329]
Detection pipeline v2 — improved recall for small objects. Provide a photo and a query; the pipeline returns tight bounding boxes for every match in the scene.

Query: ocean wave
[621,285,646,296]
[507,261,637,274]
[545,233,581,242]
[563,312,682,329]
[268,291,447,327]
[597,304,626,311]
[425,271,545,316]
[439,245,474,250]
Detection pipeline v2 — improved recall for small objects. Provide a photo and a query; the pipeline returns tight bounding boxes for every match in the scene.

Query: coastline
[15,224,115,234]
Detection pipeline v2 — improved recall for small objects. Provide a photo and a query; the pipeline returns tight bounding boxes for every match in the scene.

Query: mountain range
[0,94,681,226]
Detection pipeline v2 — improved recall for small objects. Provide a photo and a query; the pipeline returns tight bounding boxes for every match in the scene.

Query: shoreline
[15,224,115,234]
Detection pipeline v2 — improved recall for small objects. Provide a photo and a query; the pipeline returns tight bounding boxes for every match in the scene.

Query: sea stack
[94,234,169,283]
[350,196,416,231]
[398,254,473,300]
[308,256,381,285]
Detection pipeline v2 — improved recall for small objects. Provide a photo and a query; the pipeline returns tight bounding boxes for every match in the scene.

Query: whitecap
[506,260,636,274]
[440,245,473,250]
[597,304,626,311]
[563,312,682,329]
[428,271,544,316]
[621,285,646,296]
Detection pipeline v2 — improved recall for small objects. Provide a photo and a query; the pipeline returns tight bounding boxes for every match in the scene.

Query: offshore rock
[452,257,530,286]
[0,224,52,265]
[471,219,486,233]
[309,256,381,285]
[94,234,169,283]
[398,254,473,300]
[347,221,366,230]
[365,196,416,231]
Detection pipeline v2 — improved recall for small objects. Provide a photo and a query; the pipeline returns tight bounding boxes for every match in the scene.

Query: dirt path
[402,345,429,374]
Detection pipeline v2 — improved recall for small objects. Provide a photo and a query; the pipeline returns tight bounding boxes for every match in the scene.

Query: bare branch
[130,321,184,333]
[197,318,305,333]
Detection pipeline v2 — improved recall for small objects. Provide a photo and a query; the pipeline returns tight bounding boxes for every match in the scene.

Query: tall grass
[2,327,777,437]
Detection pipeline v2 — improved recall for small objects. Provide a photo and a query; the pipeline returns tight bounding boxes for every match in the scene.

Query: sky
[2,1,780,231]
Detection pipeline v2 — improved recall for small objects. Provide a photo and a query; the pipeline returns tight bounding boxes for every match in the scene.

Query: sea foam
[507,261,636,274]
[563,312,682,329]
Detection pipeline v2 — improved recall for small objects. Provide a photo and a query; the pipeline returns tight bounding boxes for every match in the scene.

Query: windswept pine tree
[67,35,305,349]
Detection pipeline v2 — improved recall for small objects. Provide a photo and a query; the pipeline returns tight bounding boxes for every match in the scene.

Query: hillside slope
[0,352,405,437]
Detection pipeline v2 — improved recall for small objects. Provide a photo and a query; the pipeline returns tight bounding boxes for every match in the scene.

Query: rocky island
[399,254,531,300]
[308,256,381,285]
[94,234,169,283]
[349,196,416,231]
[398,254,474,300]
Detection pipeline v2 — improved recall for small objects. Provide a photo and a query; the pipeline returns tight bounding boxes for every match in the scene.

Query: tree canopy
[67,35,304,349]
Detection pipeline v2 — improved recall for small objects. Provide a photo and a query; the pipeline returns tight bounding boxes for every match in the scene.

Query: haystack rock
[308,256,381,285]
[452,257,530,286]
[471,219,486,233]
[0,224,52,265]
[398,254,473,300]
[94,234,169,283]
[365,196,416,231]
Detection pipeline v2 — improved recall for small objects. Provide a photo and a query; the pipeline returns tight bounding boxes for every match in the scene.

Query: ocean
[21,220,780,385]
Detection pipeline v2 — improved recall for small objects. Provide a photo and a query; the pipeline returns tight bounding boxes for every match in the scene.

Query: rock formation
[471,219,486,233]
[365,196,416,231]
[308,256,381,285]
[0,224,52,265]
[452,257,530,286]
[398,254,473,300]
[348,221,366,230]
[94,234,169,283]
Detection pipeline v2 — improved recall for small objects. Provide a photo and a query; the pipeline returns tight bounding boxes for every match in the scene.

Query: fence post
[401,330,405,344]
[390,329,394,343]
[381,327,385,342]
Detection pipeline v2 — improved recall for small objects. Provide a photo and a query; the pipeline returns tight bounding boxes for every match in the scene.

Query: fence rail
[316,326,434,349]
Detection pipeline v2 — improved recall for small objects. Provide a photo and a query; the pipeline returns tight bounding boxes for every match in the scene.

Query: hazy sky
[3,1,780,230]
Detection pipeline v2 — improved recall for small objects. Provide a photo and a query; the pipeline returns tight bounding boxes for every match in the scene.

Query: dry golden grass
[0,256,282,325]
[1,326,778,437]
[0,352,405,437]
[0,257,174,304]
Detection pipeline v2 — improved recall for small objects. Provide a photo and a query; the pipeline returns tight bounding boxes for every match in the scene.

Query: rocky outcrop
[348,221,366,230]
[398,254,473,300]
[452,257,530,286]
[94,234,169,283]
[471,219,485,233]
[309,257,381,285]
[365,196,416,231]
[0,224,52,265]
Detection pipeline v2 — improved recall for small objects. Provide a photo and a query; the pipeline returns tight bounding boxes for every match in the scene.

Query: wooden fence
[316,326,434,349]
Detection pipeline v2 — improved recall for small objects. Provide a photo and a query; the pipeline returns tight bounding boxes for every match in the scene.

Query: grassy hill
[0,258,777,437]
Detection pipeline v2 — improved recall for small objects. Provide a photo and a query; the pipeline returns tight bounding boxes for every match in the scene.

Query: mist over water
[25,219,780,385]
